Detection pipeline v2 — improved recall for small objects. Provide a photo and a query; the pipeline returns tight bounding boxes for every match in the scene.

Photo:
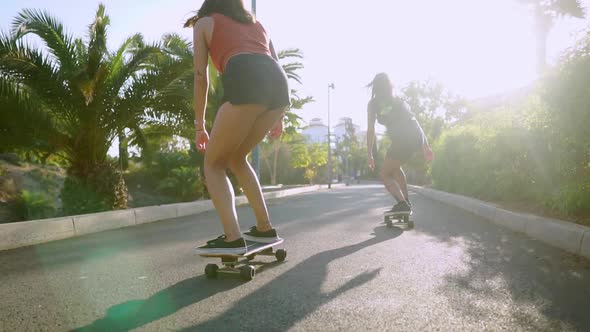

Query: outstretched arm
[416,123,434,161]
[193,18,212,151]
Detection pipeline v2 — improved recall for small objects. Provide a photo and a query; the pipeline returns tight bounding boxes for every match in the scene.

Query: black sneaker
[242,226,280,243]
[385,201,412,216]
[195,236,247,255]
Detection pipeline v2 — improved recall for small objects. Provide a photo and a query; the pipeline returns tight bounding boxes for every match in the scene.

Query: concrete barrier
[0,217,75,251]
[581,231,590,259]
[264,185,321,200]
[492,209,528,233]
[176,200,215,218]
[135,205,177,225]
[73,210,136,236]
[524,217,586,255]
[409,185,590,260]
[1,184,341,251]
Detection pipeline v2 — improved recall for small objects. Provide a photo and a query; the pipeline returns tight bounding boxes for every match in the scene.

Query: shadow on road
[412,196,590,331]
[72,275,243,332]
[181,225,402,331]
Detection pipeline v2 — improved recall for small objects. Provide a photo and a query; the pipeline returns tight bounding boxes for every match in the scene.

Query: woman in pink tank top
[186,0,290,254]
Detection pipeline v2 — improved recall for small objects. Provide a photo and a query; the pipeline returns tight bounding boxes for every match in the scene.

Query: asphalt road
[1,184,589,331]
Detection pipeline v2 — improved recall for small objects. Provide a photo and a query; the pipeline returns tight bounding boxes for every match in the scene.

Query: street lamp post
[327,83,335,189]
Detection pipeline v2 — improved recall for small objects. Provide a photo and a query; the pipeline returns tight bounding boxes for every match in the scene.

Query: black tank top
[371,96,421,139]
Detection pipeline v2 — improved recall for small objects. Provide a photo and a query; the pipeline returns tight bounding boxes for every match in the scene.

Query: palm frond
[108,33,143,84]
[11,8,77,73]
[553,0,585,18]
[518,0,585,18]
[0,76,67,152]
[87,4,110,76]
[282,62,304,84]
[278,48,303,60]
[0,33,70,108]
[162,33,193,59]
[112,45,160,94]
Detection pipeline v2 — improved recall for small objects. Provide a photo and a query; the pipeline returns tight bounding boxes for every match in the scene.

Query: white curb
[409,185,590,260]
[135,205,177,225]
[0,217,75,251]
[582,231,590,259]
[0,184,338,251]
[73,210,136,236]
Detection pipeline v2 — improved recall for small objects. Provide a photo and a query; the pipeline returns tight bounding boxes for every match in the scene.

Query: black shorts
[221,53,291,110]
[386,129,424,164]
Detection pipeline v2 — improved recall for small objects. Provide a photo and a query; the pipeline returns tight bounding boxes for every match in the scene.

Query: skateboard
[383,210,414,229]
[198,238,286,281]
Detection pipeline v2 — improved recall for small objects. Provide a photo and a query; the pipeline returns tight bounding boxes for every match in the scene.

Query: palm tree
[260,49,314,185]
[0,5,170,212]
[518,0,585,74]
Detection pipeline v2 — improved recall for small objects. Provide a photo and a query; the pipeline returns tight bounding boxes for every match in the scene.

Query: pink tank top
[209,13,272,73]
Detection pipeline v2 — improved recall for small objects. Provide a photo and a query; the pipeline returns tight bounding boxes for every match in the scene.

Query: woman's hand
[423,144,434,162]
[196,129,209,153]
[268,119,283,139]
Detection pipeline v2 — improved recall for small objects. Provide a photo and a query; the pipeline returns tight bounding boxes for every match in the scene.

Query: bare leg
[392,167,409,201]
[380,158,406,203]
[204,103,267,242]
[229,107,287,232]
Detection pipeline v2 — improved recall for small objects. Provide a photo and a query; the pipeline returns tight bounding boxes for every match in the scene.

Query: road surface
[1,184,589,331]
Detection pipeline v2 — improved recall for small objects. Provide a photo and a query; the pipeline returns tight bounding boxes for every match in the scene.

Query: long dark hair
[184,0,255,27]
[367,72,393,101]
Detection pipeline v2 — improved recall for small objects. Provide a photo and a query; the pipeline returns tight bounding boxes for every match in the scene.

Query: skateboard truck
[384,213,414,229]
[201,240,286,281]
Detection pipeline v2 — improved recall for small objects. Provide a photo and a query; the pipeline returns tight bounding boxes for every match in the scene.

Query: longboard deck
[198,238,284,258]
[199,238,287,281]
[383,210,413,217]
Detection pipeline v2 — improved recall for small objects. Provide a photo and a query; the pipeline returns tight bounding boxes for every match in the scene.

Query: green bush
[14,190,56,221]
[550,177,590,216]
[432,111,546,201]
[60,177,110,216]
[0,165,7,177]
[156,166,205,201]
[432,126,487,197]
[26,168,62,195]
[433,98,589,216]
[127,151,210,203]
[61,163,127,215]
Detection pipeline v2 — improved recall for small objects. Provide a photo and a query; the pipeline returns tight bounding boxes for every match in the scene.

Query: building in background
[301,118,329,144]
[302,117,366,145]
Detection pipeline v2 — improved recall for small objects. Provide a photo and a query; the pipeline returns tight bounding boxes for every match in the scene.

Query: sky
[1,0,589,131]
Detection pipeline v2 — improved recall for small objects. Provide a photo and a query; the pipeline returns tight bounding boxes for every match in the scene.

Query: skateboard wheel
[275,249,287,262]
[240,265,255,281]
[205,264,219,279]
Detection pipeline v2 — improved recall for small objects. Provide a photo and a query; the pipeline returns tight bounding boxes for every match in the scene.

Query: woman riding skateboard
[186,0,289,254]
[366,73,434,216]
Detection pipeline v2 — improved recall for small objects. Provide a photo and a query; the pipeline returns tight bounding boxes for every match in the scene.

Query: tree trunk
[118,129,129,171]
[271,140,280,185]
[534,10,552,75]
